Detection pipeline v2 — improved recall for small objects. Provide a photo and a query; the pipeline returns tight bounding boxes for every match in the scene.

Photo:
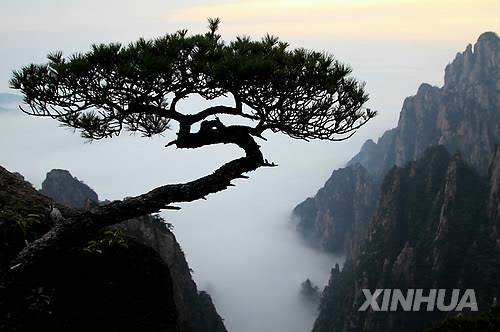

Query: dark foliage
[6,19,374,284]
[10,18,374,142]
[1,240,178,332]
[425,307,500,332]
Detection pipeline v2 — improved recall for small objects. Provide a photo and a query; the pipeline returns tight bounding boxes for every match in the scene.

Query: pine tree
[8,18,375,275]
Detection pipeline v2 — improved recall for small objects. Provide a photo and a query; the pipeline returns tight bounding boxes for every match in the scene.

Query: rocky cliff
[294,164,378,255]
[349,31,500,177]
[0,166,227,332]
[294,32,500,256]
[297,32,500,332]
[312,146,500,332]
[41,169,99,209]
[0,166,76,275]
[489,146,500,244]
[120,217,227,332]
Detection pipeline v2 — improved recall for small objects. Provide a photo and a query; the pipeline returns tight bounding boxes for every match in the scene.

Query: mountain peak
[477,31,499,43]
[41,169,98,209]
[444,31,499,88]
[346,32,499,178]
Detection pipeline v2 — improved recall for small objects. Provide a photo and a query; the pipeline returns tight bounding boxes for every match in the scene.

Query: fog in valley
[0,100,346,332]
[1,1,493,330]
[0,42,469,332]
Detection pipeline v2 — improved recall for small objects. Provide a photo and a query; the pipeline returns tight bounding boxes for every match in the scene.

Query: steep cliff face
[349,32,500,177]
[0,166,76,275]
[305,32,500,331]
[347,129,397,179]
[41,169,99,209]
[312,147,500,332]
[0,167,227,332]
[1,165,179,331]
[121,217,227,332]
[294,164,378,254]
[489,146,500,241]
[294,32,500,256]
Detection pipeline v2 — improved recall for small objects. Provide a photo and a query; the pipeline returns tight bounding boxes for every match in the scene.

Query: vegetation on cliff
[0,166,226,332]
[7,18,374,287]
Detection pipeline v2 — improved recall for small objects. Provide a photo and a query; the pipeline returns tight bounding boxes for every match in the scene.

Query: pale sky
[1,0,498,135]
[1,0,498,42]
[169,0,499,41]
[0,2,498,332]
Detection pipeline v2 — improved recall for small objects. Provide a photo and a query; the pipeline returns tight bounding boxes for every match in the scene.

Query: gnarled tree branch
[6,19,377,285]
[10,121,265,276]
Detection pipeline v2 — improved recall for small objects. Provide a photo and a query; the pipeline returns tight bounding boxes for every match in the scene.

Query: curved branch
[127,101,258,127]
[127,102,186,123]
[186,105,258,124]
[9,124,265,277]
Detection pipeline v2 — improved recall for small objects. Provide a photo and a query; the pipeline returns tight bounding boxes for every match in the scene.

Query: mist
[0,12,479,329]
[0,101,349,332]
[172,196,340,332]
[0,34,466,328]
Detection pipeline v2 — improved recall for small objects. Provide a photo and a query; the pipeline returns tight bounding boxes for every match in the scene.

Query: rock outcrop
[0,166,227,332]
[300,32,500,332]
[312,146,500,332]
[300,278,321,307]
[294,32,500,257]
[121,217,227,332]
[489,146,500,244]
[348,31,500,177]
[41,169,99,209]
[294,164,378,255]
[0,166,76,275]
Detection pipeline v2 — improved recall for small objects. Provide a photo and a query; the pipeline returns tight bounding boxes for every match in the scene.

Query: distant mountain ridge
[294,163,378,256]
[312,146,500,332]
[41,169,99,209]
[349,31,500,177]
[294,31,500,332]
[294,32,500,256]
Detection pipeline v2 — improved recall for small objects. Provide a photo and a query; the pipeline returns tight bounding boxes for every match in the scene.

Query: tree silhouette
[8,19,375,272]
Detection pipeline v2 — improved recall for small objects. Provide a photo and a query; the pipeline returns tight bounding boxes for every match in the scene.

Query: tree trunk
[7,124,267,280]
